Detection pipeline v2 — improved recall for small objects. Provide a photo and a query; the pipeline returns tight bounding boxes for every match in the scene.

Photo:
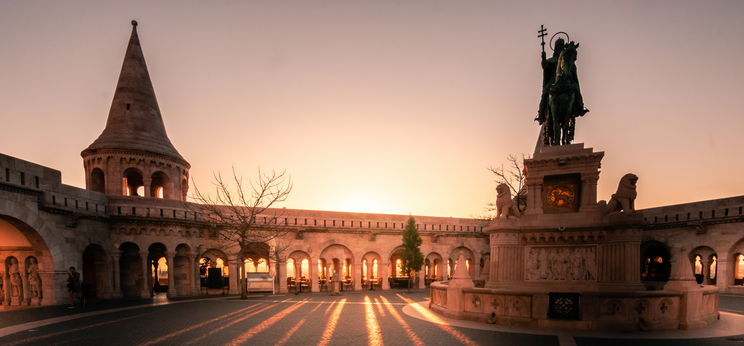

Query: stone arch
[425,252,444,283]
[641,240,671,286]
[119,242,143,298]
[730,238,744,286]
[199,248,229,292]
[449,246,475,277]
[150,171,171,199]
[0,214,55,306]
[287,250,310,279]
[361,251,382,286]
[82,244,108,298]
[389,246,406,278]
[689,246,717,285]
[320,244,354,282]
[243,242,270,274]
[122,167,144,196]
[90,168,105,193]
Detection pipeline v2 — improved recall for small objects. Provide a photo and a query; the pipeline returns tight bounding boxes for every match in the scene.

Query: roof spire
[84,20,187,164]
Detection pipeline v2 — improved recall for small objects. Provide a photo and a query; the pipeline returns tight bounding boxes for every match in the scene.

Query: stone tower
[81,21,190,200]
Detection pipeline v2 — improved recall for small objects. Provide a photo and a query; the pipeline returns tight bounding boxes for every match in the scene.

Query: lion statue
[600,173,638,214]
[496,183,521,219]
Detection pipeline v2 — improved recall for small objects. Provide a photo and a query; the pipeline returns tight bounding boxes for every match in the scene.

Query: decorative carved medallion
[543,174,580,212]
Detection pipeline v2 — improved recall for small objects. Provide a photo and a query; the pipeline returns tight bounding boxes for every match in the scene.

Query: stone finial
[452,254,470,279]
[131,20,138,27]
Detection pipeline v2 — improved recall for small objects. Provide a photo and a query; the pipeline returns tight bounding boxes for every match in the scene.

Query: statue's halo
[550,32,570,51]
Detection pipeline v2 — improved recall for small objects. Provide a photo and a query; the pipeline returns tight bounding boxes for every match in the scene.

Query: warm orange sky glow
[1,1,743,217]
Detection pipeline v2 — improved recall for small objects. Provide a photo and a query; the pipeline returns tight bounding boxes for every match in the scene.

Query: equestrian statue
[535,26,589,146]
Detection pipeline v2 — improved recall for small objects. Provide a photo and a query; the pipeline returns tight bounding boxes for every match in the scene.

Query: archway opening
[641,241,671,289]
[735,253,744,286]
[90,168,105,193]
[199,249,228,293]
[150,171,171,199]
[122,168,144,196]
[320,244,354,291]
[148,243,168,295]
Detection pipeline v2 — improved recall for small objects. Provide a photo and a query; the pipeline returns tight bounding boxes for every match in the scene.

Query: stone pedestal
[430,142,718,330]
[446,255,474,314]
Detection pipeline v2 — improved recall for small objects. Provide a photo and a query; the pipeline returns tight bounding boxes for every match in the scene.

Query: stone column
[141,256,151,299]
[353,261,362,291]
[278,259,287,294]
[485,231,522,289]
[193,255,200,296]
[473,256,481,280]
[143,176,152,197]
[166,252,176,297]
[310,258,319,292]
[438,260,445,281]
[579,175,599,211]
[381,262,390,290]
[716,258,729,290]
[228,256,239,295]
[525,177,543,215]
[665,246,698,290]
[418,269,425,288]
[111,251,122,298]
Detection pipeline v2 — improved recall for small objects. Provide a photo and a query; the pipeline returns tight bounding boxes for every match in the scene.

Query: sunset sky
[1,1,743,218]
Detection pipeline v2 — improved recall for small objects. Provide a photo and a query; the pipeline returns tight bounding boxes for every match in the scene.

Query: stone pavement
[0,290,742,345]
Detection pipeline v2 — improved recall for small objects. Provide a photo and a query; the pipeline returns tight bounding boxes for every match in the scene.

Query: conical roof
[85,20,186,164]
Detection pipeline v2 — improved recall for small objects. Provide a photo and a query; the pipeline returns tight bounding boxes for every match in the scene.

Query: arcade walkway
[0,291,743,345]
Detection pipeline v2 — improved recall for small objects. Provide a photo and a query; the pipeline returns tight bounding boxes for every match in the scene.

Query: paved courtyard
[0,291,743,346]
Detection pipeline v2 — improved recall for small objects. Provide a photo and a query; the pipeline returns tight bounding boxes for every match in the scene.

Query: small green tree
[401,216,424,290]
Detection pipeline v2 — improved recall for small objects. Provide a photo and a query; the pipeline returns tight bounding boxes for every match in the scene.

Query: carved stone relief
[525,246,596,281]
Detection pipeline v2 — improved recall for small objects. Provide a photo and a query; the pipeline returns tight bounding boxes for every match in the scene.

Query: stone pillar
[193,255,200,296]
[278,259,287,294]
[354,261,362,291]
[381,262,390,290]
[228,256,239,295]
[579,175,599,211]
[310,258,319,292]
[446,254,475,315]
[141,256,151,299]
[525,178,543,216]
[418,269,425,288]
[716,258,729,290]
[665,247,698,290]
[474,256,481,280]
[166,252,176,297]
[143,176,152,197]
[111,251,122,298]
[485,231,522,289]
[438,260,445,281]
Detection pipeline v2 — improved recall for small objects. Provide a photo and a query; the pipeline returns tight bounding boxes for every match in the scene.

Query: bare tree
[481,154,528,218]
[191,167,292,299]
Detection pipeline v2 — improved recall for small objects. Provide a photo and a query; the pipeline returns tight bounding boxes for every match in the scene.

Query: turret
[81,21,190,200]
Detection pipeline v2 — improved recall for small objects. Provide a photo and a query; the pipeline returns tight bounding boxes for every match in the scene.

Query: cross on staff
[538,25,548,55]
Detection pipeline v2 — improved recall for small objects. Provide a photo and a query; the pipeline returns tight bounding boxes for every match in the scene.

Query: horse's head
[557,41,578,77]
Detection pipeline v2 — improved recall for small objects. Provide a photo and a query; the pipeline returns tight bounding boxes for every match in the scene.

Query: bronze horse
[546,41,579,145]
